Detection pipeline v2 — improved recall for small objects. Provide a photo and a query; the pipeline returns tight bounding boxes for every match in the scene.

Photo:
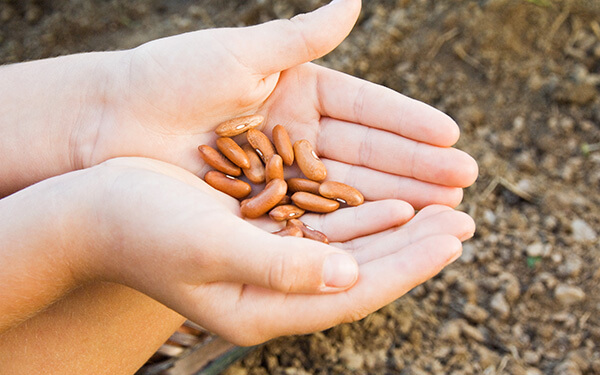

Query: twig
[544,8,570,52]
[427,28,459,60]
[591,20,600,40]
[453,43,482,70]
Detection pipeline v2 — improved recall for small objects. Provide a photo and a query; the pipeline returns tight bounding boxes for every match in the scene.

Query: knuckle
[267,252,294,293]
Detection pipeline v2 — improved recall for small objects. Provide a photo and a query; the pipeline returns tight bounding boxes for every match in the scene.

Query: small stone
[554,360,582,375]
[490,292,510,320]
[223,365,249,375]
[484,209,497,225]
[523,350,541,365]
[526,242,544,257]
[463,303,489,324]
[571,219,597,242]
[555,284,586,305]
[526,368,543,375]
[438,319,463,343]
[500,272,521,303]
[475,344,501,369]
[558,255,583,278]
[461,324,485,342]
[339,347,364,370]
[460,242,476,263]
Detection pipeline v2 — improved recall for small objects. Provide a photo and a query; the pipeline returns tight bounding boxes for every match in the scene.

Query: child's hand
[77,0,476,209]
[72,158,474,345]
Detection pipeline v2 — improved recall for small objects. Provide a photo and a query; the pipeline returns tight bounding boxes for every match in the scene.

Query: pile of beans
[198,114,364,243]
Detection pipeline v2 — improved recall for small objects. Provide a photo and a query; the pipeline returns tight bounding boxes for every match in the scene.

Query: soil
[2,0,599,374]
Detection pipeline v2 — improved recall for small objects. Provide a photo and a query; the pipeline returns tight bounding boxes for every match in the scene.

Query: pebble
[523,350,541,365]
[463,303,489,324]
[339,347,364,370]
[490,292,511,320]
[554,360,582,375]
[526,242,544,257]
[526,368,543,375]
[461,324,485,342]
[571,219,597,242]
[558,255,583,278]
[460,242,476,263]
[554,284,586,305]
[438,320,463,343]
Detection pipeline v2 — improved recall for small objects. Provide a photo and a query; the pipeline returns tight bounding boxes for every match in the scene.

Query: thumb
[211,220,359,293]
[215,0,361,76]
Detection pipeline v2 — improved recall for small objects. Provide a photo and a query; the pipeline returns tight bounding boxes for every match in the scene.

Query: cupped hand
[75,157,474,346]
[83,0,477,210]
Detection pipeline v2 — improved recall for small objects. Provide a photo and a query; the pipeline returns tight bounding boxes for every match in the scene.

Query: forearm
[0,52,120,197]
[0,169,90,332]
[0,282,185,375]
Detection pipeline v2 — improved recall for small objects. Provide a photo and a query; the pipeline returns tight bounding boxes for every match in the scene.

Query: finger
[300,199,415,242]
[321,159,464,209]
[231,234,463,343]
[350,209,475,264]
[215,0,361,76]
[317,118,478,188]
[206,216,358,294]
[316,66,461,147]
[334,204,456,253]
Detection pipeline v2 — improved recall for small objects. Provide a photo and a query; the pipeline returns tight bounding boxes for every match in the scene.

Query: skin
[0,0,478,373]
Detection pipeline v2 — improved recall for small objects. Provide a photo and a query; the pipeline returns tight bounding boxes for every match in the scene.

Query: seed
[293,140,327,181]
[291,191,339,213]
[216,137,250,169]
[241,144,265,184]
[272,224,303,238]
[269,204,305,221]
[240,179,287,219]
[215,114,263,137]
[287,219,329,244]
[272,125,294,166]
[247,129,275,163]
[198,145,241,176]
[319,181,364,206]
[265,154,284,183]
[204,171,251,199]
[286,178,321,195]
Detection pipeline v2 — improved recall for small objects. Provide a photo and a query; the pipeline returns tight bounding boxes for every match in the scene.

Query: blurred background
[1,0,599,374]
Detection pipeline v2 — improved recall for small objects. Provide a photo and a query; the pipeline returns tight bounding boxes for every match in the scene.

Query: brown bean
[240,179,287,219]
[269,204,305,221]
[287,219,329,244]
[272,224,303,238]
[286,178,321,195]
[216,137,250,169]
[215,114,263,137]
[319,181,364,206]
[204,171,251,199]
[293,140,327,181]
[198,145,241,176]
[265,154,284,183]
[247,129,275,163]
[272,125,294,166]
[241,144,265,184]
[291,192,339,213]
[276,195,292,206]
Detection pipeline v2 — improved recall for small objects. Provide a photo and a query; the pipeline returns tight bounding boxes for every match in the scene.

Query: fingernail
[445,248,462,266]
[323,253,358,289]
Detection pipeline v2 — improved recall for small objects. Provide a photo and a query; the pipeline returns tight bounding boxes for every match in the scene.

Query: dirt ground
[1,0,599,374]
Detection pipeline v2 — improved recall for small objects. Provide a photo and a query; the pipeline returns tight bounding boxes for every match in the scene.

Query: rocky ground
[2,0,599,374]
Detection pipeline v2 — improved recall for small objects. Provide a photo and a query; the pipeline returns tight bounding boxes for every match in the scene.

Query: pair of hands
[3,0,477,345]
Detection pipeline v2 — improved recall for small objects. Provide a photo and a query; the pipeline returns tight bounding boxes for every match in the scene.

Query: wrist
[0,168,98,332]
[0,51,125,196]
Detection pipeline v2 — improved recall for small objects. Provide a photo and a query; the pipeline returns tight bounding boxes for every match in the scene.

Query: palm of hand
[94,158,474,346]
[98,30,476,209]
